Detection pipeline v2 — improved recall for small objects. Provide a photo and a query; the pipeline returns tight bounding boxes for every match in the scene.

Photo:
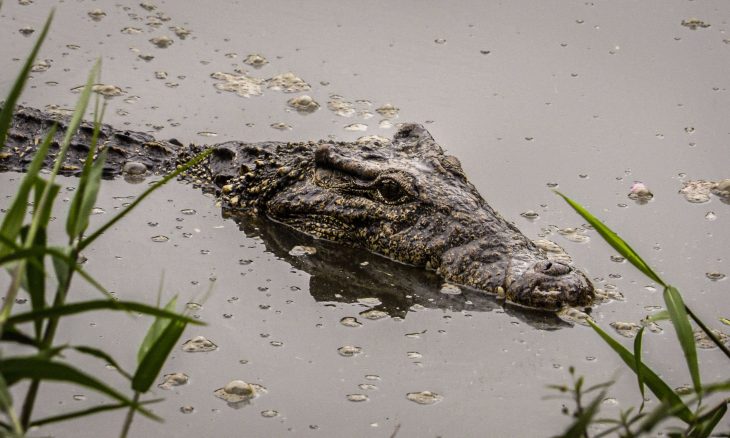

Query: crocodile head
[214,124,594,311]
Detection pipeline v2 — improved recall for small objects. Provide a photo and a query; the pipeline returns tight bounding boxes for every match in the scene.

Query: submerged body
[2,106,594,310]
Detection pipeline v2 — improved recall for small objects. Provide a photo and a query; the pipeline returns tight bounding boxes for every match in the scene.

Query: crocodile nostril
[534,260,572,276]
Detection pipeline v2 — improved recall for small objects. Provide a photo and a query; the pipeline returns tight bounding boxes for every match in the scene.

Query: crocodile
[1,106,594,311]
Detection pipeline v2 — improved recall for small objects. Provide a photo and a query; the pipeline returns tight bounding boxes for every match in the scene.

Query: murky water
[1,0,729,436]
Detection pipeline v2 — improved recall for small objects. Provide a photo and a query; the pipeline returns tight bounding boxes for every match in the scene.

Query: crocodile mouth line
[274,213,355,241]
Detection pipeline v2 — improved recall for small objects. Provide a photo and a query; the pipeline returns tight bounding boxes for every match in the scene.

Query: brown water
[1,1,729,436]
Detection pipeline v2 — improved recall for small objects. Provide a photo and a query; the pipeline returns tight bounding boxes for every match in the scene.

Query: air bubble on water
[243,54,268,68]
[360,309,388,320]
[406,391,443,405]
[270,341,283,347]
[338,346,362,357]
[407,352,423,359]
[271,122,292,131]
[358,383,377,390]
[182,336,218,352]
[347,394,369,402]
[180,208,196,215]
[154,71,168,80]
[197,131,218,137]
[180,406,194,414]
[73,394,86,401]
[31,60,51,73]
[557,227,590,243]
[706,272,726,281]
[594,287,624,303]
[261,409,278,417]
[149,35,173,48]
[610,255,625,263]
[340,317,362,327]
[88,9,107,21]
[365,374,380,381]
[434,38,447,44]
[289,245,316,256]
[345,123,368,132]
[170,26,191,39]
[287,95,320,114]
[138,53,155,62]
[19,26,35,36]
[214,380,264,404]
[328,96,356,117]
[72,84,124,97]
[121,27,143,34]
[520,210,539,220]
[375,103,399,119]
[151,235,169,242]
[158,372,189,390]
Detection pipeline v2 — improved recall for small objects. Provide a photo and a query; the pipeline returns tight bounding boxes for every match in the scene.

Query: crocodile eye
[377,178,406,203]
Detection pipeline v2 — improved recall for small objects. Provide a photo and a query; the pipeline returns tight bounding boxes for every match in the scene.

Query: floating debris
[407,352,423,359]
[434,38,447,44]
[406,391,443,405]
[197,131,218,137]
[170,26,191,39]
[679,180,714,203]
[706,272,726,281]
[593,287,625,303]
[121,26,143,34]
[71,84,124,97]
[344,123,368,132]
[557,227,590,243]
[356,135,390,145]
[149,35,174,48]
[327,97,356,117]
[681,18,710,30]
[694,329,729,349]
[180,208,196,215]
[557,307,591,326]
[243,53,268,68]
[533,239,573,264]
[360,309,388,320]
[150,235,169,243]
[357,297,381,306]
[154,71,168,80]
[88,9,107,21]
[289,245,316,256]
[182,336,218,352]
[266,72,310,93]
[340,317,362,328]
[712,179,730,198]
[287,95,320,113]
[210,71,264,98]
[439,283,461,295]
[375,103,399,119]
[138,53,155,62]
[628,181,653,203]
[18,26,35,36]
[337,345,362,357]
[158,372,189,390]
[140,2,157,11]
[270,122,292,131]
[346,394,368,402]
[610,322,641,338]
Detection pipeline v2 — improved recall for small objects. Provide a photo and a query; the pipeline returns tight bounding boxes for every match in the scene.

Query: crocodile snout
[506,260,594,311]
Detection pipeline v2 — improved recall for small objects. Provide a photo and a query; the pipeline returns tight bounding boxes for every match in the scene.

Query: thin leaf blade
[663,285,701,396]
[132,318,187,392]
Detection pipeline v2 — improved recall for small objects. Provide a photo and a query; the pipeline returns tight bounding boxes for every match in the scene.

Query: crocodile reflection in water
[2,106,594,311]
[227,213,569,329]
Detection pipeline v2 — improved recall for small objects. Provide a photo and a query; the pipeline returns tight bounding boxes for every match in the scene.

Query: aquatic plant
[0,10,211,437]
[551,192,729,437]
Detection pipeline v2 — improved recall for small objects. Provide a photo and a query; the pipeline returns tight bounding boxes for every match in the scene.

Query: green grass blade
[78,148,213,252]
[132,318,186,393]
[31,178,60,231]
[29,399,163,427]
[66,100,107,240]
[0,9,54,150]
[554,191,666,286]
[634,326,646,411]
[689,401,727,438]
[72,346,132,381]
[0,373,22,435]
[5,300,204,326]
[587,319,693,423]
[21,227,47,339]
[1,327,40,347]
[137,295,177,364]
[557,389,607,438]
[0,125,56,259]
[663,285,701,397]
[0,357,159,421]
[645,310,670,323]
